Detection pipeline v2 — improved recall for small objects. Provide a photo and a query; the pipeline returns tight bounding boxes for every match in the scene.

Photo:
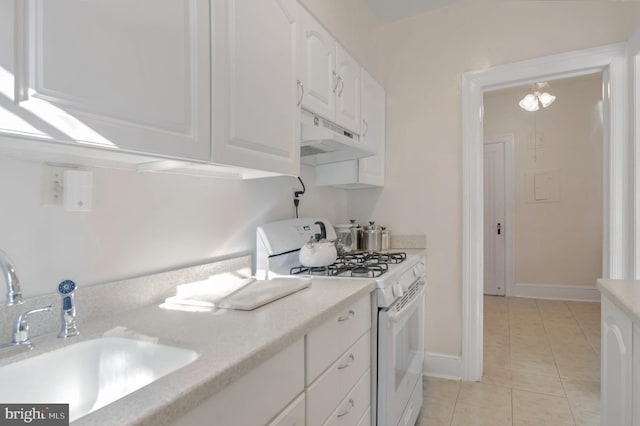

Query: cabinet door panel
[359,70,385,186]
[216,0,299,174]
[335,45,361,134]
[601,296,633,426]
[12,0,210,160]
[298,9,335,120]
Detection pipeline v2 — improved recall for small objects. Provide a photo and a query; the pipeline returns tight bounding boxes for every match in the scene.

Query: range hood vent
[300,110,375,165]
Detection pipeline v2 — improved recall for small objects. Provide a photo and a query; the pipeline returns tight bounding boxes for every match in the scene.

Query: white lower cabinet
[323,370,370,426]
[269,393,306,426]
[601,296,633,426]
[173,294,373,426]
[307,295,372,426]
[307,331,370,425]
[172,339,304,426]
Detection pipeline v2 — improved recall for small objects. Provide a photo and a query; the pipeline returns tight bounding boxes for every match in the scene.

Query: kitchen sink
[0,336,198,422]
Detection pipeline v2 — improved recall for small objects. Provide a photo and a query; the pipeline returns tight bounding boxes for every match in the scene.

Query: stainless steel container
[362,221,382,252]
[349,219,362,251]
[381,227,390,250]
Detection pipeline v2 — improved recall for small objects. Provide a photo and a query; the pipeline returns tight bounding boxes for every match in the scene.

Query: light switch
[63,170,93,212]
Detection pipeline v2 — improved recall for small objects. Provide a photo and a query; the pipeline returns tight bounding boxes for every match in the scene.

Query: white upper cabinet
[315,69,385,188]
[335,45,361,133]
[359,69,385,186]
[297,7,360,135]
[3,0,211,161]
[212,0,300,176]
[298,10,336,122]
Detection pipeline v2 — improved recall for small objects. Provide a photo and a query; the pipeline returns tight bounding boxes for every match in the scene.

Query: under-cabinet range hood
[300,110,375,165]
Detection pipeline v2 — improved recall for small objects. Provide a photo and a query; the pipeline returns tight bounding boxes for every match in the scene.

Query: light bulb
[519,94,539,112]
[538,92,556,108]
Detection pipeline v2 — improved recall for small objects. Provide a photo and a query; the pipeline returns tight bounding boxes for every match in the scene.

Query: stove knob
[393,283,404,298]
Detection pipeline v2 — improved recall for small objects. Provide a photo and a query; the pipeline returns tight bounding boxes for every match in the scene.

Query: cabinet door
[335,45,361,134]
[359,70,385,186]
[298,8,336,121]
[6,0,210,160]
[213,0,299,175]
[601,296,633,426]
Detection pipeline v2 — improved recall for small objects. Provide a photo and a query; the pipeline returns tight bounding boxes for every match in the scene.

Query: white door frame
[484,135,515,297]
[461,43,629,381]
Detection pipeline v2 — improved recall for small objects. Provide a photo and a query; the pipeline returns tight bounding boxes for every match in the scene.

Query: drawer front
[323,369,371,426]
[269,393,305,426]
[307,331,371,426]
[307,295,371,383]
[172,339,304,426]
[356,409,370,426]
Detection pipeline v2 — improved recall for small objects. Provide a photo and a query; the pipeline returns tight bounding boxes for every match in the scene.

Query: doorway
[461,43,629,381]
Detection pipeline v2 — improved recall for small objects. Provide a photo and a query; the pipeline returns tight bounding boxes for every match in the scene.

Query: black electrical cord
[294,176,305,218]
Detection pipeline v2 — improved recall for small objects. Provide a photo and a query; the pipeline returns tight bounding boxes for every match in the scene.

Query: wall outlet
[41,165,67,206]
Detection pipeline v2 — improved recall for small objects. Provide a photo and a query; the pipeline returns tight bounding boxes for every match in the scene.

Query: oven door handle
[384,281,425,323]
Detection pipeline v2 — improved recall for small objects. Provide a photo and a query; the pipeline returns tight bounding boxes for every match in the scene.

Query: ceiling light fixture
[518,82,556,112]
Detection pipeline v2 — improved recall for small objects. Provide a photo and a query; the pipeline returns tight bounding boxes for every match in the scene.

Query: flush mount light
[519,82,556,112]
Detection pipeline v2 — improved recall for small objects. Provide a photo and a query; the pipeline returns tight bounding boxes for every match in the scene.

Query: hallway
[416,296,601,425]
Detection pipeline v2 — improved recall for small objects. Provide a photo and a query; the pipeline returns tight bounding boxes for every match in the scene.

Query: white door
[335,45,361,133]
[483,142,506,296]
[213,0,300,175]
[6,0,211,160]
[298,8,336,121]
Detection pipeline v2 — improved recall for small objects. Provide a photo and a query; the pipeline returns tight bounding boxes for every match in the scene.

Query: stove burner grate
[289,251,406,277]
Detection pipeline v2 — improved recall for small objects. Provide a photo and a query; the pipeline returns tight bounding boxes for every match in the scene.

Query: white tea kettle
[299,221,337,267]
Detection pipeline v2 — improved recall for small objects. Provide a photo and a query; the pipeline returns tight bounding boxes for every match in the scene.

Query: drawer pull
[338,310,355,322]
[338,354,355,370]
[337,398,354,418]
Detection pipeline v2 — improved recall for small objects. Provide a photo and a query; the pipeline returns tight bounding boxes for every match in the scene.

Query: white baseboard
[509,282,600,302]
[423,352,462,380]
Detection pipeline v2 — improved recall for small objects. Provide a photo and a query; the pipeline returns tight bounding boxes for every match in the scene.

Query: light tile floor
[415,296,601,426]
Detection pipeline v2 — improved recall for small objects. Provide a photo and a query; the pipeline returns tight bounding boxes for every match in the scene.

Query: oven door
[377,280,425,426]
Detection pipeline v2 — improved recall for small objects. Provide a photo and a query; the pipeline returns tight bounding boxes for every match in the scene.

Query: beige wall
[484,75,603,288]
[301,0,640,357]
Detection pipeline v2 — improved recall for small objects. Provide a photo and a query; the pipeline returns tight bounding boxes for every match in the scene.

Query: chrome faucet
[0,305,52,352]
[57,280,78,338]
[0,249,23,306]
[12,305,52,347]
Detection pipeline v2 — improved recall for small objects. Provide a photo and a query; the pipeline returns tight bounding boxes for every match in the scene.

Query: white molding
[423,352,462,380]
[511,283,601,302]
[462,43,629,382]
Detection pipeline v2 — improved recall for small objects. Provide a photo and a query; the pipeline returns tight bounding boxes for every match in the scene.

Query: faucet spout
[0,249,23,306]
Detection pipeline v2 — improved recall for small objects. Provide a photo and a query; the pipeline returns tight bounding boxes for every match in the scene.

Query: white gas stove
[255,217,425,426]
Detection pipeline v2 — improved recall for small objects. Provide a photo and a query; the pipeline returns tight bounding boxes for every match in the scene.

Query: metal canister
[349,219,361,251]
[381,227,391,250]
[362,221,382,252]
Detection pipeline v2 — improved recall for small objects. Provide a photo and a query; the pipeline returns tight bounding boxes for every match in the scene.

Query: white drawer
[307,331,371,426]
[172,339,304,426]
[269,393,305,426]
[323,369,371,426]
[307,295,371,384]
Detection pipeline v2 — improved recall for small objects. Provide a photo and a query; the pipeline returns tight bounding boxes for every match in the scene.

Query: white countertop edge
[597,278,640,324]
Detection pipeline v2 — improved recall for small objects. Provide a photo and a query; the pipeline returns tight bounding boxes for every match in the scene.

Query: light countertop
[8,276,375,426]
[597,278,640,324]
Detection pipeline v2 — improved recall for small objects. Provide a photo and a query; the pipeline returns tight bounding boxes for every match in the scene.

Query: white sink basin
[0,337,198,422]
